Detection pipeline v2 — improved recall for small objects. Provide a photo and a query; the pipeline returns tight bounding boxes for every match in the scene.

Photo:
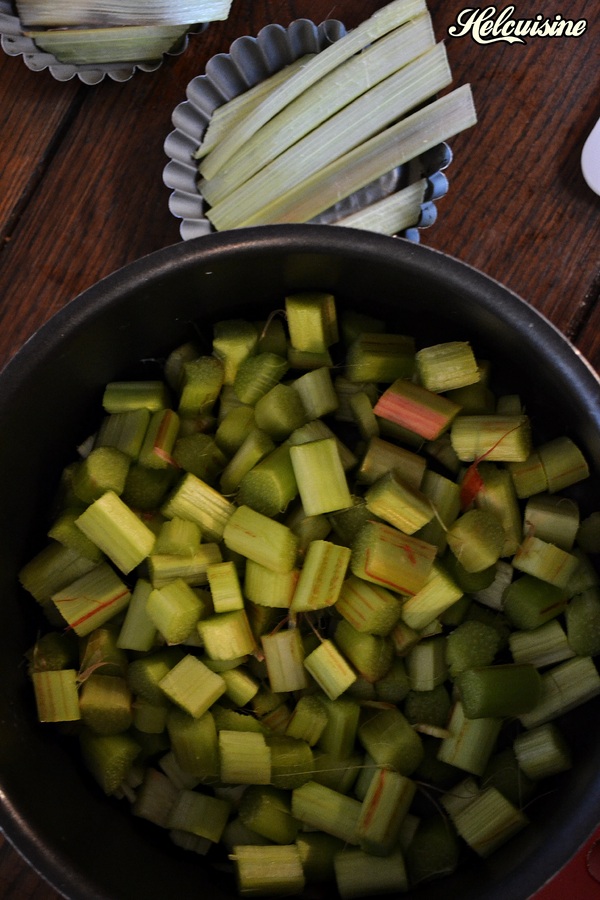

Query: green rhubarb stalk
[206,43,453,230]
[233,352,289,406]
[290,420,357,472]
[334,847,408,898]
[285,695,328,747]
[261,626,308,693]
[519,656,600,728]
[102,380,169,414]
[303,639,357,700]
[335,377,379,421]
[349,390,379,439]
[365,470,435,535]
[289,438,352,517]
[161,472,235,542]
[223,505,299,574]
[230,844,305,896]
[95,407,150,460]
[446,509,505,574]
[285,291,338,353]
[254,385,306,441]
[296,833,345,884]
[357,707,423,775]
[219,730,271,785]
[79,729,141,796]
[146,578,204,644]
[48,509,104,563]
[72,446,130,505]
[201,15,436,203]
[437,702,502,775]
[19,541,97,607]
[356,766,416,855]
[292,367,339,421]
[290,539,351,613]
[566,588,600,656]
[335,179,427,236]
[452,787,528,858]
[334,619,394,683]
[75,490,156,575]
[450,414,532,463]
[178,356,224,417]
[159,654,226,718]
[400,561,463,631]
[206,560,244,612]
[266,734,314,789]
[503,574,567,631]
[195,55,317,160]
[166,707,219,780]
[51,563,131,637]
[350,520,437,596]
[32,669,80,723]
[292,781,362,845]
[523,492,580,551]
[172,432,227,482]
[317,695,361,759]
[513,723,572,781]
[236,444,299,517]
[416,341,480,392]
[154,518,201,557]
[445,621,501,678]
[20,1,233,27]
[512,534,580,590]
[132,768,178,828]
[139,408,180,468]
[225,86,476,228]
[239,784,299,843]
[211,318,258,384]
[199,0,430,179]
[538,436,589,493]
[197,609,257,661]
[404,814,459,886]
[405,635,448,691]
[508,620,575,668]
[244,559,299,609]
[133,698,169,735]
[79,673,132,736]
[335,575,403,636]
[356,435,426,487]
[168,788,231,843]
[215,405,256,456]
[344,331,415,384]
[456,664,542,719]
[474,462,522,557]
[148,544,223,589]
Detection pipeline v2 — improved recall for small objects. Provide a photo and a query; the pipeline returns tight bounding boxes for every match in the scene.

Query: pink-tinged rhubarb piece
[351,520,437,596]
[373,378,461,440]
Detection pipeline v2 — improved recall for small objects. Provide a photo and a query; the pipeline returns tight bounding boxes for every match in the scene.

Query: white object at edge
[581,116,600,196]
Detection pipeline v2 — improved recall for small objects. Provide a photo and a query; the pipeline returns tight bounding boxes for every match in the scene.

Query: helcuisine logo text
[447,5,588,44]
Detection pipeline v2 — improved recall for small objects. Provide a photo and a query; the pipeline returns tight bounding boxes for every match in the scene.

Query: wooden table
[0,0,598,896]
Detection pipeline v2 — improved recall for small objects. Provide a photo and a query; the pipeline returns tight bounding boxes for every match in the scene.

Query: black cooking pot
[0,225,598,900]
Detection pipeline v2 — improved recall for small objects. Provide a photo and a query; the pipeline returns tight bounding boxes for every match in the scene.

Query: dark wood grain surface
[0,0,599,896]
